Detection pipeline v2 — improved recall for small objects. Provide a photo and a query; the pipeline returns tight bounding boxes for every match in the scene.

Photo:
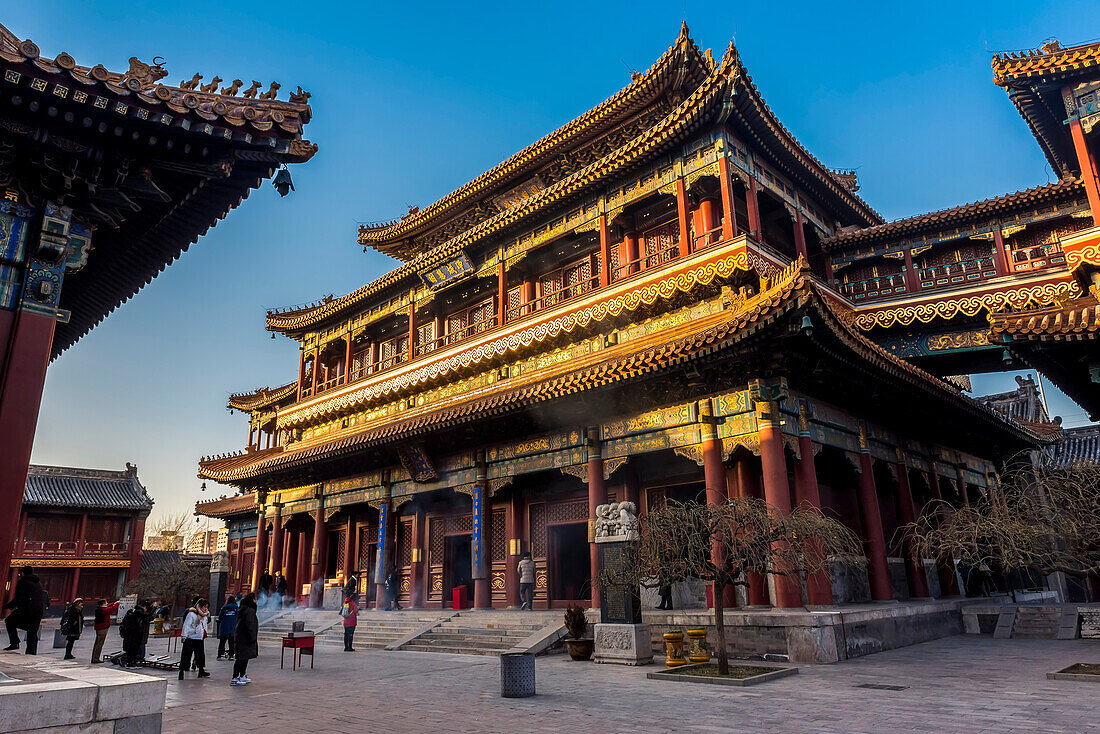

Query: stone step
[431,627,533,637]
[400,643,508,656]
[417,636,521,649]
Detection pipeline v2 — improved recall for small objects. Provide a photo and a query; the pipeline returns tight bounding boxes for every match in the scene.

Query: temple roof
[823,178,1084,250]
[988,293,1100,341]
[195,493,257,520]
[228,382,298,412]
[24,464,153,511]
[992,38,1100,177]
[978,375,1051,424]
[208,263,1043,486]
[0,23,317,358]
[357,23,712,260]
[1052,424,1100,466]
[270,35,879,335]
[356,24,879,264]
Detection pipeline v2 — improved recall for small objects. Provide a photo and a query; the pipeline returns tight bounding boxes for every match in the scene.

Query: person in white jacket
[178,598,211,680]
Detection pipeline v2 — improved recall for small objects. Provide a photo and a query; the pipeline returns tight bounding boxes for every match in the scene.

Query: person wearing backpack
[341,594,358,652]
[91,598,120,663]
[59,597,85,660]
[216,594,238,660]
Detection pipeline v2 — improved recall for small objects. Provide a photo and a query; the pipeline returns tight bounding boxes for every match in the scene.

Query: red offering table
[281,634,315,670]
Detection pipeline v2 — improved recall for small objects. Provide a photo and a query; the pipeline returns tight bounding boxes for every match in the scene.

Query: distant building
[187,529,226,555]
[144,531,185,551]
[11,464,153,607]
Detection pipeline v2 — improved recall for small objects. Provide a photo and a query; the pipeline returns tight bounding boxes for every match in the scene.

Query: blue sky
[11,1,1098,523]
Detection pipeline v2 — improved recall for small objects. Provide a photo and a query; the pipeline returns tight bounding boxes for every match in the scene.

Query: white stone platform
[0,651,165,733]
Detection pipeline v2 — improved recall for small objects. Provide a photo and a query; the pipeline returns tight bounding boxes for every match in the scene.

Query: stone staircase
[1011,605,1061,639]
[258,609,445,649]
[397,611,564,656]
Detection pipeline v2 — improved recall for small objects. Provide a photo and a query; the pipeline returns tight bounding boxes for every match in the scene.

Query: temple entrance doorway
[443,533,472,607]
[548,522,589,607]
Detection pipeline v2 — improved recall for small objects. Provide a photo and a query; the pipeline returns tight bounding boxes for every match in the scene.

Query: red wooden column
[496,261,507,326]
[69,568,81,603]
[410,507,425,607]
[903,249,920,292]
[586,427,607,608]
[717,154,737,240]
[75,513,88,558]
[375,497,394,608]
[793,405,833,605]
[296,529,310,604]
[473,452,491,608]
[269,509,284,576]
[310,347,320,396]
[505,489,522,608]
[746,178,762,240]
[343,332,353,384]
[598,213,611,287]
[310,507,327,607]
[955,465,970,508]
[894,457,930,598]
[675,178,691,257]
[252,508,269,592]
[407,303,417,362]
[1069,117,1100,225]
[736,457,770,606]
[297,349,307,400]
[755,394,801,609]
[925,471,960,596]
[283,525,298,595]
[622,464,641,511]
[792,210,808,260]
[992,229,1011,276]
[856,426,893,601]
[700,400,736,608]
[0,306,57,588]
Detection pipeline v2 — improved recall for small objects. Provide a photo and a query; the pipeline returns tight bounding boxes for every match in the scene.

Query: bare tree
[602,498,864,675]
[906,460,1100,587]
[125,559,207,614]
[145,512,195,551]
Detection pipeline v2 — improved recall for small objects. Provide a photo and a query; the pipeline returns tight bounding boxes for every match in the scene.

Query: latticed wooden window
[507,287,523,319]
[445,311,468,342]
[643,221,679,267]
[647,488,666,513]
[416,322,436,353]
[380,336,406,368]
[335,528,347,573]
[357,526,374,569]
[547,500,588,524]
[397,520,412,567]
[491,509,506,562]
[530,504,547,559]
[429,518,444,564]
[469,297,495,333]
[563,257,592,298]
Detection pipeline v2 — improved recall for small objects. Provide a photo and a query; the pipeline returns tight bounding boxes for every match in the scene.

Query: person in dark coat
[231,593,258,686]
[60,597,85,659]
[385,568,403,611]
[258,570,273,597]
[274,574,288,607]
[119,605,144,666]
[217,594,238,660]
[3,566,44,654]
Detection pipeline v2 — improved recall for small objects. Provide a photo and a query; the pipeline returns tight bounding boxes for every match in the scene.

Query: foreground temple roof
[992,38,1100,176]
[206,263,1043,486]
[24,464,153,511]
[1053,424,1100,465]
[195,492,257,519]
[0,24,317,358]
[227,382,297,412]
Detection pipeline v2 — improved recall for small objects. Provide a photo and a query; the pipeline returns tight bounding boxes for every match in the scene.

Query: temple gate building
[11,463,152,608]
[197,27,1098,643]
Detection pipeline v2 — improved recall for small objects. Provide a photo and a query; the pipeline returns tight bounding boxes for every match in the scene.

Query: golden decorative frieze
[11,558,130,568]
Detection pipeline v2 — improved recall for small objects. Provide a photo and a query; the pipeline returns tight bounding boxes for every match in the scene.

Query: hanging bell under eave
[273,166,294,197]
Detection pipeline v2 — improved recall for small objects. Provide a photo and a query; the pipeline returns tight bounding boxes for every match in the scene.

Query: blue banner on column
[374,501,388,585]
[471,487,484,579]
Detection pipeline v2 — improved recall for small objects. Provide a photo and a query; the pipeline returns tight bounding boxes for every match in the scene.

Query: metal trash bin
[500,652,535,698]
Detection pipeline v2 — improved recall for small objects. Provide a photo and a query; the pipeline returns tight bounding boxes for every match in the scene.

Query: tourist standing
[2,566,44,654]
[518,553,535,611]
[178,599,211,680]
[59,597,85,660]
[657,582,673,610]
[341,594,359,651]
[343,573,358,601]
[385,568,402,610]
[275,573,288,607]
[258,570,273,601]
[91,598,120,663]
[231,593,258,686]
[216,594,238,660]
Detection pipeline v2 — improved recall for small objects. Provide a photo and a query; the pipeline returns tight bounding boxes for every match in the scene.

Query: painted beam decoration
[418,250,474,289]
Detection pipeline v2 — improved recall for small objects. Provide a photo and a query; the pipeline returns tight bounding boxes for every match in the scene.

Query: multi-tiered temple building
[197,27,1100,629]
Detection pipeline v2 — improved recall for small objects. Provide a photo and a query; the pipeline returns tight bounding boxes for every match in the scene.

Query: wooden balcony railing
[1011,245,1066,273]
[415,315,498,357]
[839,274,906,301]
[611,240,681,283]
[919,256,996,288]
[506,275,599,322]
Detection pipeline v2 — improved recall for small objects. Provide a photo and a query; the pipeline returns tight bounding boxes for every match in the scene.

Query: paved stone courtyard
[17,626,1100,733]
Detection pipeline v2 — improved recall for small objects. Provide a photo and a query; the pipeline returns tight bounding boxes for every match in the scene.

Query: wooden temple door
[542,497,591,608]
[490,507,507,606]
[356,521,376,606]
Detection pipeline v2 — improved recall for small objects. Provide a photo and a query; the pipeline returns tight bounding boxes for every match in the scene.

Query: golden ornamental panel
[490,572,506,591]
[430,574,443,593]
[535,569,548,590]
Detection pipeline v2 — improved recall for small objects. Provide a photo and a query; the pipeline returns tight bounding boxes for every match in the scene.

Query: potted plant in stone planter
[563,605,594,661]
